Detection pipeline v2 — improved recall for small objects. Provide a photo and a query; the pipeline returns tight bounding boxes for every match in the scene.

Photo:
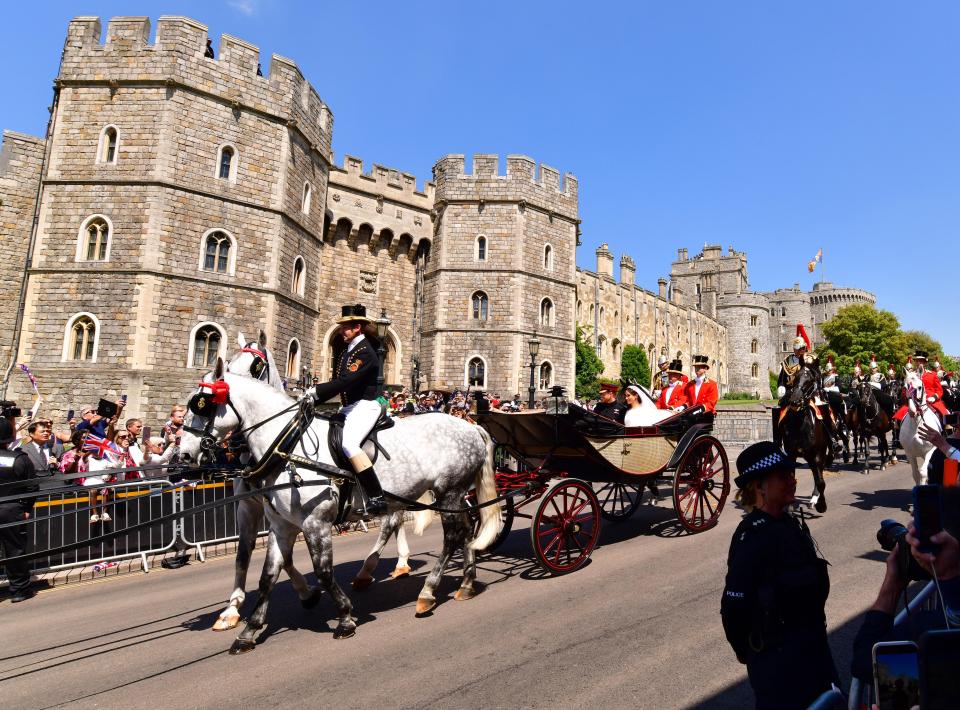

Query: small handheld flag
[82,434,120,462]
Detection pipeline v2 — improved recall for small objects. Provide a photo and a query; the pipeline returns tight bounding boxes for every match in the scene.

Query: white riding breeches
[340,399,382,458]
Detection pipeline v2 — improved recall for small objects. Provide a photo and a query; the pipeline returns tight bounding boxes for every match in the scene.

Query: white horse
[898,369,941,486]
[211,333,421,633]
[179,362,501,652]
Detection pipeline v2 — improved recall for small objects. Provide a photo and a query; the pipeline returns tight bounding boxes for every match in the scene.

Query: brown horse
[778,366,832,513]
[854,381,893,471]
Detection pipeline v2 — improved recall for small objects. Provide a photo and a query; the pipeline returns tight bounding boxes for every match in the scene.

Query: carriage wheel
[467,495,515,553]
[595,482,644,522]
[530,479,600,575]
[672,436,730,533]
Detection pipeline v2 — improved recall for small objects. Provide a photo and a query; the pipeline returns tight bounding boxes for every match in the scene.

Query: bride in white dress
[622,384,674,428]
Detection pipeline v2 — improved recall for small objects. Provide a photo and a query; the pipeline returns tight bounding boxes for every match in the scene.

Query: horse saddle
[316,410,395,473]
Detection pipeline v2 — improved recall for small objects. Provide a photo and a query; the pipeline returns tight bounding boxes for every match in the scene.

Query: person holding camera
[721,441,838,709]
[0,402,38,602]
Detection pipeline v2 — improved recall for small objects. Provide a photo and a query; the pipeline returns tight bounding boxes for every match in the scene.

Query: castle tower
[423,154,579,397]
[8,16,333,419]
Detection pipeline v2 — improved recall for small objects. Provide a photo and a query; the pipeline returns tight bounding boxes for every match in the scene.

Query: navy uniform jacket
[593,401,626,423]
[0,448,38,511]
[312,336,380,406]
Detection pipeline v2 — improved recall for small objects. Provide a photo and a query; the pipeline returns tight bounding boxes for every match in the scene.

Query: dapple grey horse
[211,332,422,632]
[179,362,501,652]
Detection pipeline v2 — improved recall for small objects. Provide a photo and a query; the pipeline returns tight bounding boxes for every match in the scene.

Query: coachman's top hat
[693,354,709,370]
[667,359,684,376]
[336,303,373,325]
[914,350,929,361]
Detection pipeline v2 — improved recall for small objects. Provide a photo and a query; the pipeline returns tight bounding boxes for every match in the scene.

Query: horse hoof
[454,587,476,601]
[415,598,436,616]
[390,566,411,579]
[300,588,322,609]
[333,621,356,640]
[212,614,240,632]
[229,639,256,655]
[351,577,374,591]
[815,497,827,514]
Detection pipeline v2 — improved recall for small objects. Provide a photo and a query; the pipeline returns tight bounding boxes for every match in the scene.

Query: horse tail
[412,493,435,536]
[468,426,502,551]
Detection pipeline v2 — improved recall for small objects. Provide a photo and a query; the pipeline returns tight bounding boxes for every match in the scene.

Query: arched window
[751,363,759,378]
[540,298,554,327]
[770,308,775,316]
[466,356,486,388]
[589,303,595,321]
[749,315,758,327]
[286,339,301,379]
[302,182,312,214]
[750,339,758,354]
[217,144,237,181]
[781,307,786,317]
[199,229,235,274]
[598,336,608,359]
[543,244,554,270]
[576,300,582,320]
[292,256,305,297]
[471,291,488,321]
[64,313,99,362]
[190,323,223,368]
[97,125,118,164]
[77,215,111,262]
[539,361,553,390]
[475,235,487,262]
[612,339,621,361]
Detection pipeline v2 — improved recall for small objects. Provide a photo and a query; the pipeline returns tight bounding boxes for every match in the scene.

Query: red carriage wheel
[530,479,600,575]
[672,436,730,533]
[595,482,644,522]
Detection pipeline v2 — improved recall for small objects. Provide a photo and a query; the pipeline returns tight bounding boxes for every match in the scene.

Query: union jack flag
[82,434,120,462]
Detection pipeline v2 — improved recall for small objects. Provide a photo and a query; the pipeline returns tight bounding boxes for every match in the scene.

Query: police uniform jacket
[0,448,38,512]
[721,509,830,662]
[312,336,380,406]
[593,400,626,423]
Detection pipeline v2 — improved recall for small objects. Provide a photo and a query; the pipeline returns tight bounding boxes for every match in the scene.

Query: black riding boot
[822,415,844,456]
[356,467,388,516]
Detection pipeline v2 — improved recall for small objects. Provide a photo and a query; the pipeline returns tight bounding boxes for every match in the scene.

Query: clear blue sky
[4,2,959,352]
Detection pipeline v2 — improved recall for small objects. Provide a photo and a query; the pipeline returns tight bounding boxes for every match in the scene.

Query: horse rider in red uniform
[656,359,690,411]
[310,304,388,515]
[684,355,718,413]
[893,351,949,424]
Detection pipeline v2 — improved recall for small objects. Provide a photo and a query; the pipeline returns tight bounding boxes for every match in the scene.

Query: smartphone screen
[920,630,960,709]
[873,641,920,710]
[141,426,151,446]
[120,394,128,403]
[66,409,75,423]
[913,485,943,553]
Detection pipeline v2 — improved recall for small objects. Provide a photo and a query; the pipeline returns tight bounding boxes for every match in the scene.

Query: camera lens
[877,518,908,551]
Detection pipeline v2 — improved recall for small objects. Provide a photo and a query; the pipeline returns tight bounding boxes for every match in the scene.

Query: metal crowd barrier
[177,479,270,562]
[21,479,178,575]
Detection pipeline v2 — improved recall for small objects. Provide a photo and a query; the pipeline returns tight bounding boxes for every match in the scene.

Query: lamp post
[527,333,540,409]
[375,308,391,391]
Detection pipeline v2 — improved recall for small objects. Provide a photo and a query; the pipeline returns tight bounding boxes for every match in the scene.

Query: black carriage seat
[563,403,712,438]
[315,409,395,471]
[563,403,624,438]
[655,405,712,436]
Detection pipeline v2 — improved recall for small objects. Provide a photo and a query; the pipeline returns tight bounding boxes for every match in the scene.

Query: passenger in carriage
[592,382,626,423]
[655,359,689,411]
[683,355,718,414]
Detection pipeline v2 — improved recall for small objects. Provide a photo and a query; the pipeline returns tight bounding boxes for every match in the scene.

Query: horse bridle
[183,380,246,462]
[240,344,269,381]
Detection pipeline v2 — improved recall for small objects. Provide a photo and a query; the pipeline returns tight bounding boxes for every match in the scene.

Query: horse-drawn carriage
[473,397,731,575]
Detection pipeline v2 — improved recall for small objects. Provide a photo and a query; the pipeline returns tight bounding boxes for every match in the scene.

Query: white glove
[777,386,786,398]
[927,396,936,403]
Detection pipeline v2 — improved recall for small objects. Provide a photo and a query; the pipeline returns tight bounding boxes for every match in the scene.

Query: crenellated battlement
[329,154,435,207]
[60,16,333,158]
[432,153,578,220]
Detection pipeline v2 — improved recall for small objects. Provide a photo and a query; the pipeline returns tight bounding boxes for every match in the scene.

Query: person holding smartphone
[721,441,838,709]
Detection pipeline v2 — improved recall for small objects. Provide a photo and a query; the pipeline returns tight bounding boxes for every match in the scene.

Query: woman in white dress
[623,384,673,428]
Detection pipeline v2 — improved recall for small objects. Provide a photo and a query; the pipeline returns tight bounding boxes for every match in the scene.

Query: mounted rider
[776,324,844,454]
[850,359,865,387]
[309,304,388,516]
[893,351,949,424]
[865,354,895,423]
[821,355,847,439]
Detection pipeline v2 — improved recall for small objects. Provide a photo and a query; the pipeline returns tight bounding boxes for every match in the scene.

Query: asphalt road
[1,454,918,709]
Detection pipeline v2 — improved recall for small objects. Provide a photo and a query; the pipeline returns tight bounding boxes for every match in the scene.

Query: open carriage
[473,397,731,575]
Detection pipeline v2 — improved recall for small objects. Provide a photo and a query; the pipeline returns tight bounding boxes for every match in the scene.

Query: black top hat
[693,355,709,369]
[914,350,928,361]
[667,359,684,375]
[336,303,373,325]
[734,441,796,487]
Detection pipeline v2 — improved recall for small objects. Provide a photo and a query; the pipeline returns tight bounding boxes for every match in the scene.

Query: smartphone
[873,641,919,710]
[913,485,943,554]
[66,409,75,423]
[920,629,960,708]
[120,394,128,403]
[141,425,151,446]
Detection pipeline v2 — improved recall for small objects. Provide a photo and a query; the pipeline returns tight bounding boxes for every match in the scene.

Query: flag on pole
[807,248,823,273]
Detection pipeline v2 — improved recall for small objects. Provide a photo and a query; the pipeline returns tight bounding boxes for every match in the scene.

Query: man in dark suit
[311,304,386,515]
[0,404,38,602]
[23,422,58,475]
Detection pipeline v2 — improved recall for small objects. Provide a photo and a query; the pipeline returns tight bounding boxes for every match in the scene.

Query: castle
[0,17,875,420]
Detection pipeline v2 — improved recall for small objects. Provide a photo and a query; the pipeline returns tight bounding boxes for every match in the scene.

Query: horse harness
[240,343,269,381]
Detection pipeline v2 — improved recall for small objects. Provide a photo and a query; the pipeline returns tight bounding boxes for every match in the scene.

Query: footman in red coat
[657,359,690,411]
[684,354,719,413]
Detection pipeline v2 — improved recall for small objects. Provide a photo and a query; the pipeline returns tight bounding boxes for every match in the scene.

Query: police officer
[310,304,387,516]
[592,383,626,422]
[0,402,38,602]
[721,441,837,709]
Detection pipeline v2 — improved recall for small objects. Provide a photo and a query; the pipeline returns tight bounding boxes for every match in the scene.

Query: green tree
[575,326,604,399]
[620,344,651,388]
[819,304,901,373]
